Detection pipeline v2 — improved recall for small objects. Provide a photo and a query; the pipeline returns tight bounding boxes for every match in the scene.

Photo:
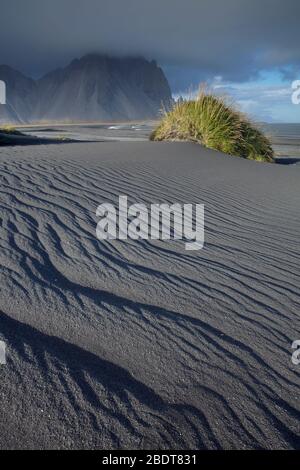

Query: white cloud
[173,76,299,122]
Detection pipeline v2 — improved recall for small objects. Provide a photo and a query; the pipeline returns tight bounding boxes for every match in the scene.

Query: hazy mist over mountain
[0,55,172,123]
[1,0,299,122]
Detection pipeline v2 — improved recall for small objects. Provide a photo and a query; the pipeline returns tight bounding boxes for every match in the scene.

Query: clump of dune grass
[0,125,23,136]
[150,89,274,163]
[0,126,25,144]
[57,134,70,141]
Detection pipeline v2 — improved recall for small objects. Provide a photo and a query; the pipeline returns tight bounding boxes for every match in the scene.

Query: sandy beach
[0,138,299,449]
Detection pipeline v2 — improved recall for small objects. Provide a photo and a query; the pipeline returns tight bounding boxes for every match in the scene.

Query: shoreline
[1,122,299,163]
[0,141,299,449]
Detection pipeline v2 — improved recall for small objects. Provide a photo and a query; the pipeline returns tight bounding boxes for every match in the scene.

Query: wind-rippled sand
[0,141,299,449]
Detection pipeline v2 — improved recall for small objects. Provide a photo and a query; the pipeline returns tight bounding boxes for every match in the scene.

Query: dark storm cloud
[0,0,299,90]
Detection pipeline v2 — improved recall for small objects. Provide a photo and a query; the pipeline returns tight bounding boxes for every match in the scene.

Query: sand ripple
[0,142,300,449]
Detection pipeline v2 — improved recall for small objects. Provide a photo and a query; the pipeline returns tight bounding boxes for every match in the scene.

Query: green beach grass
[150,90,274,163]
[0,125,23,136]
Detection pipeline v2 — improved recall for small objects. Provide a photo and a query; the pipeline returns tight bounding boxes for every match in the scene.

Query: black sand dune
[0,141,299,449]
[0,130,85,146]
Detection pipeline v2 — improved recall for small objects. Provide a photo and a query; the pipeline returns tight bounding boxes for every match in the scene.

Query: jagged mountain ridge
[0,55,172,123]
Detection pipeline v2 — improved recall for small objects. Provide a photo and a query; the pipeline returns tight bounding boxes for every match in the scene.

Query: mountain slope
[0,65,37,124]
[0,55,172,124]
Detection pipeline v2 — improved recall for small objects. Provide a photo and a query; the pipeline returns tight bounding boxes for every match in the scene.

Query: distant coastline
[264,123,300,159]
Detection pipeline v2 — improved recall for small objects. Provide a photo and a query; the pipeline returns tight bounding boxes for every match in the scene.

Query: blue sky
[1,0,300,123]
[170,70,300,124]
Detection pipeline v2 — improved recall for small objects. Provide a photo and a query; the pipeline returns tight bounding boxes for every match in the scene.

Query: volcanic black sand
[0,140,299,449]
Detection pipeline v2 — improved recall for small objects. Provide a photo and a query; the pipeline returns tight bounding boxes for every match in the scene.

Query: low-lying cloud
[0,0,299,91]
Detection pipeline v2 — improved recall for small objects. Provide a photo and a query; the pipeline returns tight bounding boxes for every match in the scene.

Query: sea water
[264,124,300,162]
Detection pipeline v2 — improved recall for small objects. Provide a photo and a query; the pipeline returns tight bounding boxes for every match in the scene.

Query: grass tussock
[150,89,274,163]
[0,125,26,145]
[0,125,23,136]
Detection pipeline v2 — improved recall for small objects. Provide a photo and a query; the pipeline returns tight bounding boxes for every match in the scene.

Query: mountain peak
[0,55,172,123]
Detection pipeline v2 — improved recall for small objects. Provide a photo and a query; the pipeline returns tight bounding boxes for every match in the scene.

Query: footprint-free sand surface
[0,141,299,449]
